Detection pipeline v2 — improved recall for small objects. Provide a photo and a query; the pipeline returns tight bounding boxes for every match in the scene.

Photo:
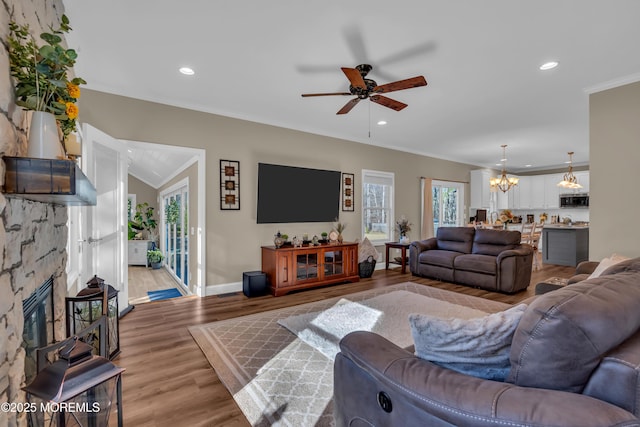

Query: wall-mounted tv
[257,163,341,224]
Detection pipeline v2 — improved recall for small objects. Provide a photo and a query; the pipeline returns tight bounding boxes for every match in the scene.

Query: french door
[432,180,464,234]
[161,179,189,288]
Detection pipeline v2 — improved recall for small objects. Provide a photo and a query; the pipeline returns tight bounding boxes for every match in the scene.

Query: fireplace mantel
[2,156,97,206]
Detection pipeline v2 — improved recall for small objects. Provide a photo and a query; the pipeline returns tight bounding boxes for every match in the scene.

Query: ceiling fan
[301,64,427,115]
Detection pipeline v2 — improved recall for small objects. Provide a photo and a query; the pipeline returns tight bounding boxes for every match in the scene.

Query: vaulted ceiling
[63,0,640,176]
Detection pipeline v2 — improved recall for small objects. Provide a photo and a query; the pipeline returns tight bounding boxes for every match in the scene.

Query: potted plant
[147,249,164,269]
[8,15,86,157]
[320,232,328,243]
[333,218,346,243]
[132,202,157,241]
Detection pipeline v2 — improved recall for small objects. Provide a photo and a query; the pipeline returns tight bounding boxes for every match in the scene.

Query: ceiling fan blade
[341,67,367,89]
[373,76,427,94]
[301,92,352,97]
[370,95,407,111]
[337,98,361,115]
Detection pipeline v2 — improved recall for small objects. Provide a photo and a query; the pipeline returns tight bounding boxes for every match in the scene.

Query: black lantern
[66,276,120,360]
[23,336,125,427]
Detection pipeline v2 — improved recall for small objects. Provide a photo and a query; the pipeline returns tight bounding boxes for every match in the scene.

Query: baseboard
[206,281,242,296]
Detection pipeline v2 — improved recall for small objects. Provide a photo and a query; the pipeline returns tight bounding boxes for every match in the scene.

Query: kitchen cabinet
[573,171,589,193]
[262,242,359,296]
[517,176,533,209]
[470,169,492,209]
[530,175,546,209]
[543,173,562,209]
[476,170,589,211]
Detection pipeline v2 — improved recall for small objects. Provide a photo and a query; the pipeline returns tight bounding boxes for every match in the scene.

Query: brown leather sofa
[334,257,640,427]
[409,227,533,293]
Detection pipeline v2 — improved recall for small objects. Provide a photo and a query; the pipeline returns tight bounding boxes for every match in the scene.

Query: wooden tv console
[261,242,360,296]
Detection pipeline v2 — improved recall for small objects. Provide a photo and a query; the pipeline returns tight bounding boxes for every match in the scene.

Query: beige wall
[78,89,476,291]
[589,81,640,260]
[157,162,199,294]
[128,174,159,218]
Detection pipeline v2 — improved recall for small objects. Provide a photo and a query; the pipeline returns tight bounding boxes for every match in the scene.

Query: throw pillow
[358,237,380,263]
[409,303,527,381]
[587,254,630,279]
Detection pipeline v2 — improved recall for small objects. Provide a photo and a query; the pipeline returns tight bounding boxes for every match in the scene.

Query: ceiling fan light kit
[301,64,427,115]
[490,144,519,193]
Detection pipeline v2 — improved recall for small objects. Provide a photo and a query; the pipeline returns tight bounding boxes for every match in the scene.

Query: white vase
[27,111,64,159]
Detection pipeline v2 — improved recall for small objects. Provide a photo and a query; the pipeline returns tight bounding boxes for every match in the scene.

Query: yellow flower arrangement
[8,15,86,140]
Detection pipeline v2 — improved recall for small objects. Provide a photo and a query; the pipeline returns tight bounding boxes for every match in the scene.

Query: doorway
[123,139,206,301]
[432,180,465,234]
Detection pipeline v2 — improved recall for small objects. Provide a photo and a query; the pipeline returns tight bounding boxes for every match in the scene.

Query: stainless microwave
[560,193,589,208]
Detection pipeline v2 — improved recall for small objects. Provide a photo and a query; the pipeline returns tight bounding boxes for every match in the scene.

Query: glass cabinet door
[323,249,344,277]
[296,252,319,280]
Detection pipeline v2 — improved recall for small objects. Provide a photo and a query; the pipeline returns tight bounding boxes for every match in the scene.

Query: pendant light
[557,151,583,189]
[490,145,519,192]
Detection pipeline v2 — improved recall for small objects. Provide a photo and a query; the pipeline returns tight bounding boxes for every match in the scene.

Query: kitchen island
[542,224,589,267]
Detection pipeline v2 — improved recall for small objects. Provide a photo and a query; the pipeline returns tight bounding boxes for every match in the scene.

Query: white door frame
[124,140,207,297]
[80,124,129,313]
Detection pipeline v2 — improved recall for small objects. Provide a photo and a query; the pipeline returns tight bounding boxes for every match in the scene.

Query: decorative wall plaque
[342,172,354,212]
[220,160,240,210]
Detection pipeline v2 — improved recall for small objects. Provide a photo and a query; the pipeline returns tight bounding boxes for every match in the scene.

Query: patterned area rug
[189,282,511,427]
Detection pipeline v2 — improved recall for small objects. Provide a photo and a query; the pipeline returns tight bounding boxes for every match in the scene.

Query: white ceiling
[63,0,640,176]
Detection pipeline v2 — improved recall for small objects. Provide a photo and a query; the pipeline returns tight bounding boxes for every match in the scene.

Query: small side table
[385,242,411,274]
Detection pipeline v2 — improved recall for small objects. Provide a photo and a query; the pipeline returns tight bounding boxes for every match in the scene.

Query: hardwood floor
[114,261,573,427]
[128,266,186,305]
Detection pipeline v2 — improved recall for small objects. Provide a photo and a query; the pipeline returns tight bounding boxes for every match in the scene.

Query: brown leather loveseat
[334,257,640,427]
[409,227,533,293]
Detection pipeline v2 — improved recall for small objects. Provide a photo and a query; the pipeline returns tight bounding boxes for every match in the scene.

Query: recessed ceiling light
[525,164,532,168]
[377,120,387,126]
[539,61,558,71]
[179,67,195,76]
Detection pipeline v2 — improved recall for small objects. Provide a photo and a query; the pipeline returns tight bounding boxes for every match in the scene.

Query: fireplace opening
[22,276,55,383]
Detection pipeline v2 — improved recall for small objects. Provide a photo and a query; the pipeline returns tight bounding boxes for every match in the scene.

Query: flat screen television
[257,163,341,224]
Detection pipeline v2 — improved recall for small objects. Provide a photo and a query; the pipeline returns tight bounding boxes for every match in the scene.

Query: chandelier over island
[557,151,583,189]
[490,145,519,193]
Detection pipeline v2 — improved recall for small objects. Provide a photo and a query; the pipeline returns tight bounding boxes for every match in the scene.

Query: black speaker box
[242,271,268,297]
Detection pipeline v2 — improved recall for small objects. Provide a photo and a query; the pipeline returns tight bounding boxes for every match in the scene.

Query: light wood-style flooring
[115,262,573,427]
[128,266,186,305]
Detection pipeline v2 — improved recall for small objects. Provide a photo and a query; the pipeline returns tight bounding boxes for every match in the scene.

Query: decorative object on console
[220,159,240,210]
[342,172,354,211]
[273,231,285,248]
[333,218,346,243]
[490,145,519,193]
[557,151,583,189]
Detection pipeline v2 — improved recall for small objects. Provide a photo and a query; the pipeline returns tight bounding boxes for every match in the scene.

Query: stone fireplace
[21,276,55,384]
[0,197,68,427]
[1,3,70,426]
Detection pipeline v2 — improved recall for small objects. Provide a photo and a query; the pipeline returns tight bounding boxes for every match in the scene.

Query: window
[362,170,394,243]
